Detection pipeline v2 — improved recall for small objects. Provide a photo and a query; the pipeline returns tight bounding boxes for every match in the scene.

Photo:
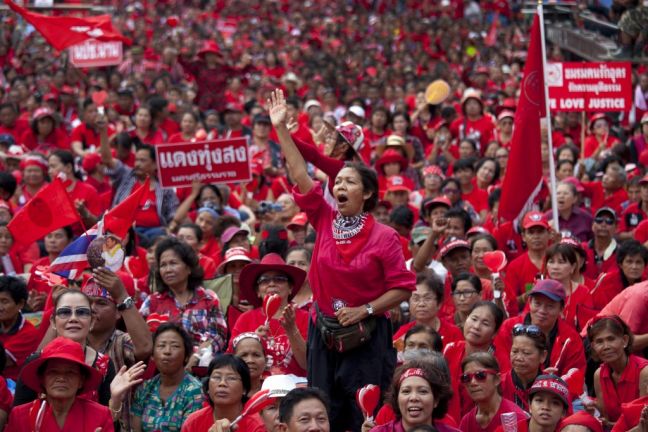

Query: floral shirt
[132,373,204,432]
[140,286,228,353]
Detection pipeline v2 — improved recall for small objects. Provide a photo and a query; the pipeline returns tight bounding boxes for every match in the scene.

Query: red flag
[8,179,81,246]
[103,178,149,239]
[5,0,131,51]
[485,14,499,47]
[498,13,546,221]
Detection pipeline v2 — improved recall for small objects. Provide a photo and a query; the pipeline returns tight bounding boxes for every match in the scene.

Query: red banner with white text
[156,138,251,189]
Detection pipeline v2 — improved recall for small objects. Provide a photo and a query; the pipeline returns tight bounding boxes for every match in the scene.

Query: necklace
[332,212,368,240]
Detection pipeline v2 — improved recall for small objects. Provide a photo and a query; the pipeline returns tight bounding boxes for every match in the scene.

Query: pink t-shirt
[459,398,528,432]
[293,182,416,316]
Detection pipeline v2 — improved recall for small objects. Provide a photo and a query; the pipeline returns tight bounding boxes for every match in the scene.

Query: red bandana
[332,212,375,264]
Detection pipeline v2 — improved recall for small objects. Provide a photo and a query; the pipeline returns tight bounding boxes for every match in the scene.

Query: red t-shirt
[504,252,543,299]
[20,128,71,153]
[229,307,309,376]
[0,376,12,412]
[0,119,29,141]
[199,254,217,280]
[590,270,625,311]
[462,185,489,213]
[70,123,115,151]
[599,354,648,422]
[7,398,113,432]
[0,315,41,380]
[459,398,528,432]
[633,219,648,243]
[135,186,161,227]
[200,237,222,266]
[582,135,620,159]
[450,115,495,154]
[181,406,265,432]
[69,180,101,216]
[619,201,647,233]
[293,182,416,317]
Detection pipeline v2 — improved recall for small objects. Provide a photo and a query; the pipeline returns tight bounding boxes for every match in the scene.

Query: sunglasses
[460,369,498,384]
[512,324,543,337]
[594,216,615,225]
[55,306,92,319]
[257,275,290,286]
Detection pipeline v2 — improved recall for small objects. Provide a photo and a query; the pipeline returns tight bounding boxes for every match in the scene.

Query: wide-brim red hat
[21,337,103,394]
[198,41,223,59]
[375,148,408,174]
[239,253,306,308]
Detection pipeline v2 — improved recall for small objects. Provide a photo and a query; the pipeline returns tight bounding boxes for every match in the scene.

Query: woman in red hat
[6,337,117,431]
[269,89,415,431]
[16,153,48,208]
[583,113,620,160]
[587,315,648,427]
[20,107,70,154]
[559,411,603,432]
[459,352,527,432]
[228,253,309,377]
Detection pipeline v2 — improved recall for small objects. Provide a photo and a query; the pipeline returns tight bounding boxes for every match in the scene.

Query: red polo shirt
[599,355,648,422]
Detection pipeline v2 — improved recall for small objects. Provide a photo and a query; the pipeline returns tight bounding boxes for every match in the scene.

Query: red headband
[19,156,48,172]
[399,368,426,384]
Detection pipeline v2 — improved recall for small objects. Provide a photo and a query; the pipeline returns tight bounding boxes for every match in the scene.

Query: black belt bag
[315,303,376,353]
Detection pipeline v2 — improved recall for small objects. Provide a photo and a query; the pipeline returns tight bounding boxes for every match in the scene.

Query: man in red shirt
[454,158,488,215]
[450,88,495,154]
[70,99,115,158]
[0,103,29,141]
[583,207,619,280]
[582,162,628,214]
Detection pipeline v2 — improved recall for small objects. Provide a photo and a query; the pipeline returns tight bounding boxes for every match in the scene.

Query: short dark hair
[389,360,452,420]
[545,243,578,268]
[155,237,204,293]
[405,324,443,352]
[203,354,251,406]
[279,387,330,424]
[343,162,378,212]
[470,233,498,251]
[453,157,476,173]
[445,208,472,233]
[415,272,444,304]
[136,143,156,163]
[0,172,17,197]
[178,223,203,243]
[451,272,482,294]
[468,301,505,332]
[616,239,648,266]
[389,205,414,229]
[0,275,28,305]
[153,322,194,365]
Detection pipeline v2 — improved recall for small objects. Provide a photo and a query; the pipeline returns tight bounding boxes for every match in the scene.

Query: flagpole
[537,0,560,232]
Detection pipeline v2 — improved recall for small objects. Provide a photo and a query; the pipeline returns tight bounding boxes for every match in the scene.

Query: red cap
[529,374,570,408]
[198,40,223,59]
[588,113,610,131]
[438,237,470,258]
[376,149,408,174]
[82,152,102,174]
[639,174,648,185]
[287,212,308,230]
[562,176,584,194]
[560,412,603,432]
[424,195,452,211]
[216,247,252,275]
[32,107,55,121]
[522,211,549,230]
[530,279,566,302]
[385,175,412,193]
[497,110,515,122]
[466,226,490,236]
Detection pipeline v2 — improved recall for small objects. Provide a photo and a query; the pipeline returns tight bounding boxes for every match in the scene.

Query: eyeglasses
[594,216,615,226]
[460,369,498,384]
[55,306,92,319]
[452,290,477,299]
[257,275,290,286]
[512,324,543,337]
[210,374,242,385]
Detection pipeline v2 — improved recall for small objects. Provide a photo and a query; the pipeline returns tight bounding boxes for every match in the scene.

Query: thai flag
[49,225,101,279]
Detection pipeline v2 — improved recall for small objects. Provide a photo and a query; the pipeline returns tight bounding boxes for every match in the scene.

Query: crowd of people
[0,0,645,431]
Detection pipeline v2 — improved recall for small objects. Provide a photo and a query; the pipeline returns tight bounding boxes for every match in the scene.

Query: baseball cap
[528,374,570,408]
[261,374,307,398]
[221,226,250,244]
[287,212,308,230]
[594,206,616,220]
[529,279,566,302]
[347,106,365,119]
[423,195,452,211]
[438,237,470,259]
[252,114,272,125]
[304,100,321,111]
[411,226,432,245]
[522,211,549,230]
[386,175,411,193]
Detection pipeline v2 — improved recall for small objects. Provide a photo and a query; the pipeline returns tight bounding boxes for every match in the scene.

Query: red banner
[156,138,251,188]
[69,40,123,68]
[547,62,632,112]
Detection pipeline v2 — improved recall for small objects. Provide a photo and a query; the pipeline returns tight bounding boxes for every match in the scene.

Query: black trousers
[307,316,396,432]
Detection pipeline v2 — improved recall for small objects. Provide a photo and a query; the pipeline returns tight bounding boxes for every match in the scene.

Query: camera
[258,201,283,215]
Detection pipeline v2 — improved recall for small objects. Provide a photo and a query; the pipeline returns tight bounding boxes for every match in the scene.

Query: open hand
[280,304,297,334]
[110,361,146,403]
[267,89,287,127]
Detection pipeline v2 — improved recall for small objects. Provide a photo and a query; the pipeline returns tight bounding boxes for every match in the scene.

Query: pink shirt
[293,182,416,316]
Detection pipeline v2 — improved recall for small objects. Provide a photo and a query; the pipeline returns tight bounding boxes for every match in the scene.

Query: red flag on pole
[498,13,546,222]
[5,0,131,51]
[485,14,499,47]
[8,179,81,246]
[103,178,149,239]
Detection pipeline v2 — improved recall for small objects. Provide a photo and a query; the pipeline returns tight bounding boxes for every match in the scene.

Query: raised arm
[97,114,116,169]
[268,90,314,194]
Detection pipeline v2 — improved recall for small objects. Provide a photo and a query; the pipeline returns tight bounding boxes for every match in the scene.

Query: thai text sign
[156,138,251,188]
[547,62,632,112]
[69,40,123,68]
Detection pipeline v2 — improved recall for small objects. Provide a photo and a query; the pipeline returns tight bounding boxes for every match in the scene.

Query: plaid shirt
[132,373,204,432]
[140,286,228,353]
[107,160,179,226]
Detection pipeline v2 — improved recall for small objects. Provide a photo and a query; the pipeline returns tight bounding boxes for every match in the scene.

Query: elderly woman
[17,153,48,207]
[139,237,228,363]
[500,324,548,411]
[6,337,113,431]
[232,332,267,395]
[182,354,265,432]
[588,316,648,427]
[14,289,116,406]
[544,181,593,242]
[270,89,415,430]
[459,352,527,432]
[362,360,455,432]
[132,322,204,432]
[229,253,308,376]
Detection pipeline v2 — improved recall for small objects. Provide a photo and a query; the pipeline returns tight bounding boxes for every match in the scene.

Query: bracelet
[109,400,123,414]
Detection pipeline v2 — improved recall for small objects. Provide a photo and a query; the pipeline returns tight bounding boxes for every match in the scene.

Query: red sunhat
[238,253,306,308]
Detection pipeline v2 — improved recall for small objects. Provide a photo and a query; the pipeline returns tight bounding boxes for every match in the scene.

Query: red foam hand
[91,90,108,107]
[166,16,179,27]
[561,368,585,395]
[356,384,381,418]
[483,251,507,273]
[263,294,282,319]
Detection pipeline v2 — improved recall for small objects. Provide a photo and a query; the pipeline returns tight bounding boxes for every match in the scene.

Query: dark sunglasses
[257,275,290,286]
[55,306,92,319]
[512,324,543,337]
[460,369,498,384]
[594,216,615,226]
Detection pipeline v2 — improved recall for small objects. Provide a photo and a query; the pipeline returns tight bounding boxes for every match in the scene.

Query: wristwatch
[365,303,374,316]
[116,296,135,312]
